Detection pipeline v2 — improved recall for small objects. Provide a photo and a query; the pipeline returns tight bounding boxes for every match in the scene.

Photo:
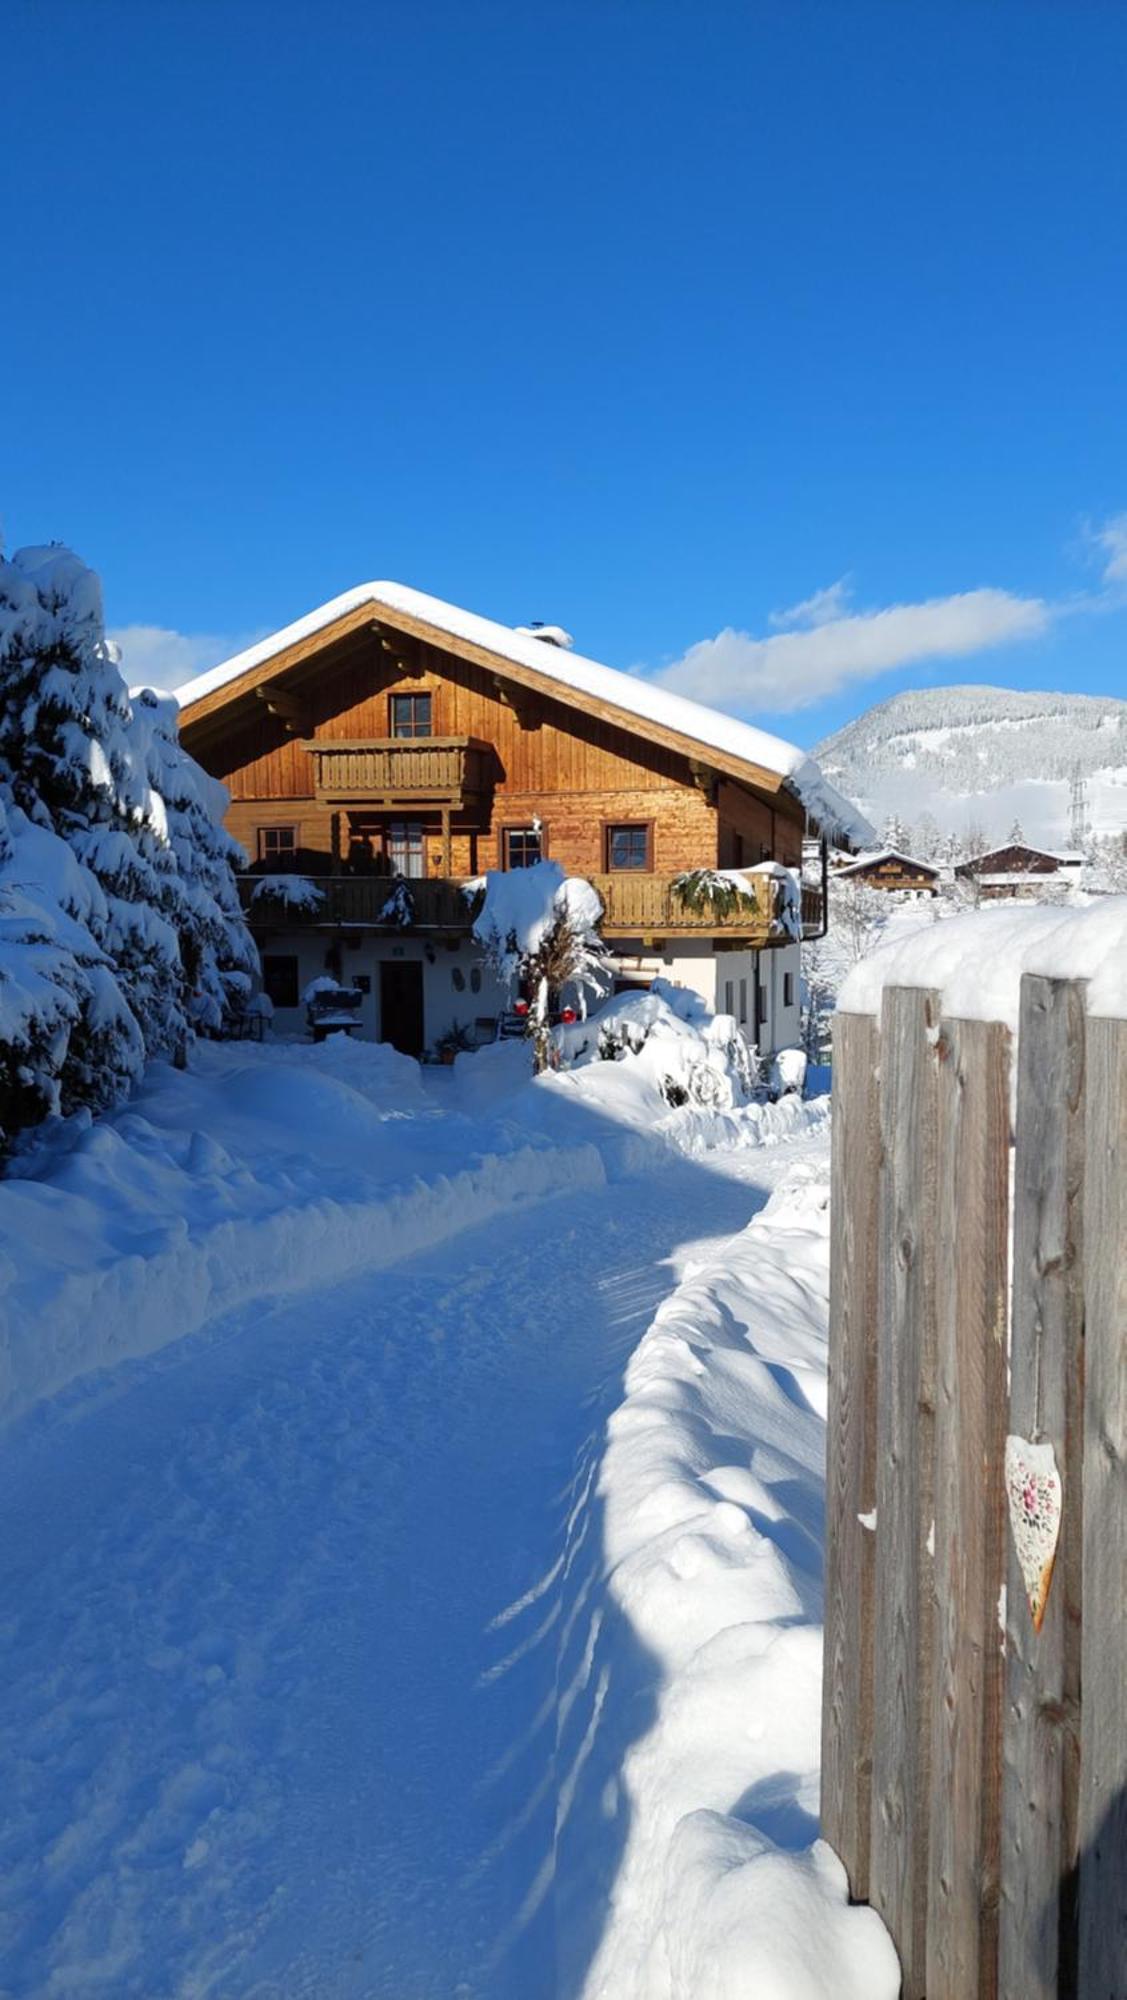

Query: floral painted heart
[1004,1435,1062,1634]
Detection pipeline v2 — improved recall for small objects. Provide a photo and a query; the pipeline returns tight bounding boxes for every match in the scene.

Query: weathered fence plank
[822,1010,881,1898]
[927,1017,1011,1999]
[999,976,1085,2000]
[1078,1013,1127,1995]
[869,986,940,1999]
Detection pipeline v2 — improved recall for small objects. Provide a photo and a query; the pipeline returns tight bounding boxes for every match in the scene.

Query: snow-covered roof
[835,847,940,877]
[960,844,1084,872]
[176,581,875,846]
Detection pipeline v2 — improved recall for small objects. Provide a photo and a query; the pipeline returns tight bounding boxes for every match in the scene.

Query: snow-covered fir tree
[0,544,256,1145]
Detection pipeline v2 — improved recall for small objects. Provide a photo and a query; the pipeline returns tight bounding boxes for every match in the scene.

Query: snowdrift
[559,1164,899,1999]
[0,1038,605,1426]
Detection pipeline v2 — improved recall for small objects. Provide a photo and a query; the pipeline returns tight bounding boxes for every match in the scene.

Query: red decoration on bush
[560,1006,577,1023]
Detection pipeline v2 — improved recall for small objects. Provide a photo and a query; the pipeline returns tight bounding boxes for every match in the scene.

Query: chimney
[514,621,574,650]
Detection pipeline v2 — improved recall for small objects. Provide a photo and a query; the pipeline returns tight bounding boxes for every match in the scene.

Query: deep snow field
[0,1027,897,1999]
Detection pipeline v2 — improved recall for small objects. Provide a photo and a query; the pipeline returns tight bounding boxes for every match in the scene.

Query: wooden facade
[180,603,815,947]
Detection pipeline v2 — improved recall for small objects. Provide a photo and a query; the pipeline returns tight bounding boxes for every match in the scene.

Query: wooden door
[379,961,425,1057]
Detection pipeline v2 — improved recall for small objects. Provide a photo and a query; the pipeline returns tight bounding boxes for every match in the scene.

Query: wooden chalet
[832,848,940,896]
[956,843,1084,900]
[177,583,869,1056]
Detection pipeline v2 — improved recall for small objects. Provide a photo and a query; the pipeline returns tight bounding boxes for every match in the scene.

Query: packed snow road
[0,1141,803,1999]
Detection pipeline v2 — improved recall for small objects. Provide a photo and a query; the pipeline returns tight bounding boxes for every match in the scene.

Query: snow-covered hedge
[0,545,256,1146]
[556,978,760,1109]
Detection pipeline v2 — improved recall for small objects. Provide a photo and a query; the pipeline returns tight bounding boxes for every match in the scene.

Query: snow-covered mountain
[814,685,1127,850]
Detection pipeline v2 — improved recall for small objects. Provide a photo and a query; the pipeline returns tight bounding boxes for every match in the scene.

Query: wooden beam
[254,684,311,735]
[870,986,940,2000]
[689,759,717,804]
[822,1009,881,1899]
[927,1016,1011,2000]
[999,976,1085,2000]
[492,674,542,731]
[1078,1013,1127,1994]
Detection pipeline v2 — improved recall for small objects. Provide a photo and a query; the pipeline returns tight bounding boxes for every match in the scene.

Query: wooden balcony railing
[302,737,492,807]
[240,868,821,941]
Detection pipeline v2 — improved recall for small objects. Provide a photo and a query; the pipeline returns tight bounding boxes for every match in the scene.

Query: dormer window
[390,693,433,739]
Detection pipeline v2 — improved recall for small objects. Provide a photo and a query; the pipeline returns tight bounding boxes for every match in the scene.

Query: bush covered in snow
[558,978,761,1108]
[0,544,256,1148]
[471,860,614,1072]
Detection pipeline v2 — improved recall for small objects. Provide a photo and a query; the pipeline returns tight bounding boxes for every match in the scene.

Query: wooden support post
[330,810,342,869]
[822,1009,881,1898]
[441,807,452,876]
[999,977,1085,2000]
[927,1017,1011,2000]
[870,986,941,2000]
[1078,1013,1127,1994]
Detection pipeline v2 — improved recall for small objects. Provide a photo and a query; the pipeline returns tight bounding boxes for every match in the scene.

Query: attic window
[606,823,652,871]
[390,693,433,738]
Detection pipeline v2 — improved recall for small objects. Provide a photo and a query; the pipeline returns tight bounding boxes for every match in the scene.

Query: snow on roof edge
[175,581,876,846]
[835,847,941,875]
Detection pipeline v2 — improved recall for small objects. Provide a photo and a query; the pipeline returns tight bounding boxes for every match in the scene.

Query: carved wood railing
[302,737,492,805]
[240,869,809,942]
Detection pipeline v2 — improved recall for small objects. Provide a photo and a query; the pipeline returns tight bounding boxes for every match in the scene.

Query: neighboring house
[955,843,1084,900]
[832,848,941,897]
[176,582,872,1057]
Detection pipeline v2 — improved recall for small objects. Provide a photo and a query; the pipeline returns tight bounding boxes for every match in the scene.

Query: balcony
[302,737,491,808]
[240,868,819,943]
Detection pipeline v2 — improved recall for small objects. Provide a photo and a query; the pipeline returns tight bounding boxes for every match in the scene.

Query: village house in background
[955,840,1085,900]
[176,583,871,1057]
[831,847,941,897]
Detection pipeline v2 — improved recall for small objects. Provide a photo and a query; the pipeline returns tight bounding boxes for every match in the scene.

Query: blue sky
[4,1,1126,746]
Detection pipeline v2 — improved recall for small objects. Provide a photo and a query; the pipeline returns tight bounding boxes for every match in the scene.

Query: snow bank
[0,1038,605,1427]
[839,895,1127,1026]
[563,1165,898,1998]
[557,979,759,1110]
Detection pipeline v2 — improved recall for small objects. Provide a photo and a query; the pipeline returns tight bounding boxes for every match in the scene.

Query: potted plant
[435,1020,474,1065]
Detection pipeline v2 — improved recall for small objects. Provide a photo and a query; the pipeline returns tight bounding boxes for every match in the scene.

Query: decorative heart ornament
[1004,1435,1062,1634]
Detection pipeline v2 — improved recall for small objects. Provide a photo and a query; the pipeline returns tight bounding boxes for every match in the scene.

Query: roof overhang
[177,595,794,802]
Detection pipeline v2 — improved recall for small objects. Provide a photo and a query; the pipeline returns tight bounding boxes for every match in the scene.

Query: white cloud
[657,587,1051,714]
[109,624,258,694]
[768,575,853,629]
[1093,512,1127,586]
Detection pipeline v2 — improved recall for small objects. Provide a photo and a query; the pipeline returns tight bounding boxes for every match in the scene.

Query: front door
[379,960,425,1057]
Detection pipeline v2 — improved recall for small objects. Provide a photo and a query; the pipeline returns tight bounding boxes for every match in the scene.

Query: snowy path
[0,1142,805,1999]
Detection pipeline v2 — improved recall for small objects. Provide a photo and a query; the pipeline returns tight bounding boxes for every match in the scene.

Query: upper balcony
[240,868,822,943]
[302,737,492,809]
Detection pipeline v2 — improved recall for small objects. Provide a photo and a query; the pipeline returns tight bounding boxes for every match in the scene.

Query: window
[758,982,768,1023]
[257,825,297,866]
[724,980,734,1016]
[503,825,544,869]
[738,978,748,1024]
[783,972,795,1008]
[262,954,299,1009]
[605,823,651,871]
[386,821,426,878]
[389,693,433,738]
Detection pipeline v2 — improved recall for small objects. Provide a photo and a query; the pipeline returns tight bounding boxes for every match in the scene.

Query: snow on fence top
[838,898,1127,1028]
[175,580,874,846]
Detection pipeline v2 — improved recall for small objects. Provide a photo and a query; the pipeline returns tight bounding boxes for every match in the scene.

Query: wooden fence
[822,977,1126,1998]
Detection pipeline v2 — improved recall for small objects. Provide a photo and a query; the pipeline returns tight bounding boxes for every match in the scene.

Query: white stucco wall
[251,930,802,1059]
